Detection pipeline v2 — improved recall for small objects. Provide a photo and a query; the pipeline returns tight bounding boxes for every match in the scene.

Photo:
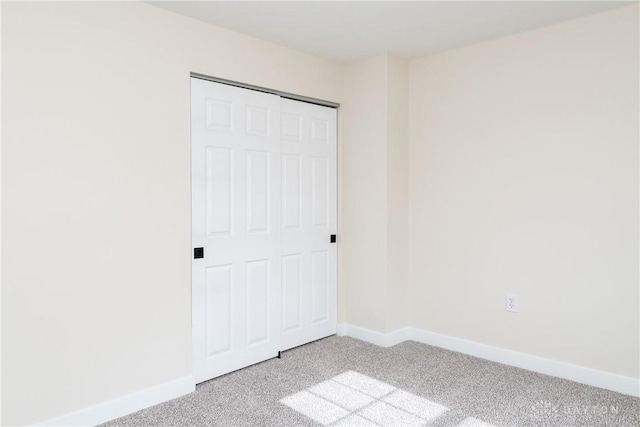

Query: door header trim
[190,73,340,109]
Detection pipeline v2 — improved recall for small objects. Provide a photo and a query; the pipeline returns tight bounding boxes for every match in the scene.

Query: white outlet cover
[506,293,519,313]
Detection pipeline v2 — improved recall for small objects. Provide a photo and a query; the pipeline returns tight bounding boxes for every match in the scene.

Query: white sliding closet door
[280,99,337,351]
[192,78,337,384]
[191,79,281,383]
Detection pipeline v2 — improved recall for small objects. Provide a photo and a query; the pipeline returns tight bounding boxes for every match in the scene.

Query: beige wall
[340,54,410,334]
[1,2,341,425]
[385,56,409,332]
[341,55,389,332]
[408,5,639,377]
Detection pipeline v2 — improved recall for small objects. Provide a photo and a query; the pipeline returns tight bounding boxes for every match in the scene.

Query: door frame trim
[190,72,340,109]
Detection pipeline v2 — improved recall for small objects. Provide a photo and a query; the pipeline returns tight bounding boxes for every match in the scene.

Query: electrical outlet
[506,293,518,313]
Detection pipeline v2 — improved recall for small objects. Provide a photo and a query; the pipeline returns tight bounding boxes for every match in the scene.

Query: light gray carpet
[103,336,640,426]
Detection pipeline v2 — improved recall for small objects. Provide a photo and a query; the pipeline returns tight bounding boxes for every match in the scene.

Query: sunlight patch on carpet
[279,370,491,426]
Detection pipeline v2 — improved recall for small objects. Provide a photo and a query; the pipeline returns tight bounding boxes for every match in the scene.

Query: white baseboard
[337,324,640,397]
[410,328,640,397]
[337,324,412,348]
[39,376,195,426]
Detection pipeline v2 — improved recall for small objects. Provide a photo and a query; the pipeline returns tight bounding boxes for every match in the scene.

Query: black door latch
[194,247,204,259]
[330,235,337,243]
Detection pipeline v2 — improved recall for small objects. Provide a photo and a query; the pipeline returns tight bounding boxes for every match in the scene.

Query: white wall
[408,5,639,378]
[1,2,342,425]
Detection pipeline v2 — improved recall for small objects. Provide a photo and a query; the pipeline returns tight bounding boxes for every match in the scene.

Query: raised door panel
[206,99,234,132]
[311,251,329,324]
[246,105,270,137]
[206,147,233,236]
[282,254,302,332]
[282,113,302,142]
[310,118,328,144]
[246,259,269,346]
[246,151,270,234]
[311,156,329,228]
[282,154,302,230]
[205,265,232,357]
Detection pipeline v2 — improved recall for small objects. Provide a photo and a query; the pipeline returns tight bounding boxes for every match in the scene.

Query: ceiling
[149,1,635,63]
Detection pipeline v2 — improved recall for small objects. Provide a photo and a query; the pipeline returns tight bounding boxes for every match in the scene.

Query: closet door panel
[192,78,281,383]
[281,99,337,351]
